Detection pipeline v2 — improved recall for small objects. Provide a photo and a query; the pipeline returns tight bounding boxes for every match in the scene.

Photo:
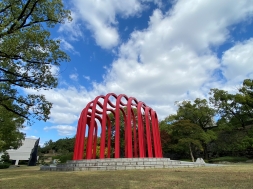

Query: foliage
[168,98,216,130]
[163,98,217,159]
[239,79,253,109]
[0,151,11,163]
[0,104,25,151]
[0,0,71,124]
[0,163,10,169]
[159,129,172,154]
[40,137,75,154]
[52,152,73,163]
[209,156,248,163]
[210,119,253,156]
[169,120,210,162]
[208,79,253,156]
[209,79,253,128]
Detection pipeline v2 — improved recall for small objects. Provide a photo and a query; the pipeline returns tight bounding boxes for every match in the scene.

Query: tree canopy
[209,79,253,128]
[168,98,216,130]
[160,79,253,160]
[0,102,25,151]
[169,120,208,162]
[0,0,71,124]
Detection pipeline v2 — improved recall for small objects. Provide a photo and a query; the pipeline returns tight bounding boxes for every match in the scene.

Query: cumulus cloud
[221,39,253,84]
[89,0,253,118]
[25,0,253,124]
[25,87,93,124]
[58,11,83,41]
[61,0,150,49]
[44,125,76,136]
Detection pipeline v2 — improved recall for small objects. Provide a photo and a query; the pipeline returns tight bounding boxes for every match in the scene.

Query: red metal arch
[73,93,163,160]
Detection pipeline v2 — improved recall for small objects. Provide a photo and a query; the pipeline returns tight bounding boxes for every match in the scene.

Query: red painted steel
[73,94,163,160]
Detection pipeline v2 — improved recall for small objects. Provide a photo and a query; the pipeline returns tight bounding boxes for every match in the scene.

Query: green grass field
[1,164,253,189]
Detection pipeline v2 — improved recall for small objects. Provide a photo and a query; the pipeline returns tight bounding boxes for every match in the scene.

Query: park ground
[0,164,253,189]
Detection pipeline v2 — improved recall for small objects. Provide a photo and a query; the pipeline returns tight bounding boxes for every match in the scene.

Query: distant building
[0,138,40,166]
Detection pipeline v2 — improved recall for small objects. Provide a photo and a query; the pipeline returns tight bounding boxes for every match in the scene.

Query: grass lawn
[0,164,253,189]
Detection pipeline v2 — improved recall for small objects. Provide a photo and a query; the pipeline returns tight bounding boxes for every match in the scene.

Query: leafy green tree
[209,79,253,128]
[0,0,71,124]
[209,79,253,156]
[166,98,217,158]
[0,102,25,151]
[209,89,248,128]
[239,79,253,110]
[169,120,209,162]
[168,98,216,130]
[54,137,75,153]
[0,151,11,163]
[212,117,252,156]
[40,139,55,153]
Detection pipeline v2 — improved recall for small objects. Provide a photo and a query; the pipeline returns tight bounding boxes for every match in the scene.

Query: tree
[209,117,253,157]
[209,79,253,129]
[209,79,253,156]
[169,120,208,162]
[40,139,55,153]
[0,101,25,151]
[0,0,71,124]
[0,151,11,163]
[239,79,253,110]
[166,98,217,158]
[168,98,216,130]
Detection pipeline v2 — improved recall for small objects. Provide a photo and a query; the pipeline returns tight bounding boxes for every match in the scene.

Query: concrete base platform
[40,158,214,171]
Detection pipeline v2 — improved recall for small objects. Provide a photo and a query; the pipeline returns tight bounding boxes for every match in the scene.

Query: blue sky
[22,0,253,146]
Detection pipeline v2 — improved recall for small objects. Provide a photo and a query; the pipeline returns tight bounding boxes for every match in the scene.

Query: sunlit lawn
[1,164,253,189]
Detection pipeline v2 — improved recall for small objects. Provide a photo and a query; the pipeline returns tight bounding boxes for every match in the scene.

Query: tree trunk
[189,143,195,162]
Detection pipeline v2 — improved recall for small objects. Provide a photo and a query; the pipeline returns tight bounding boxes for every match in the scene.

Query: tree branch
[8,0,33,33]
[0,104,29,119]
[0,4,11,13]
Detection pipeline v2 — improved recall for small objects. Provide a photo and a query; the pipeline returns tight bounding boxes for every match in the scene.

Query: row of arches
[73,93,163,160]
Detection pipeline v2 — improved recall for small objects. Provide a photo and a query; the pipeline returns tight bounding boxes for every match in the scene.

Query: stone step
[61,161,183,167]
[41,163,203,171]
[40,158,206,172]
[67,158,173,164]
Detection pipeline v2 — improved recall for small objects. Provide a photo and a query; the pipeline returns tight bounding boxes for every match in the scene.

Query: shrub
[0,163,10,169]
[0,151,11,164]
[52,153,73,163]
[209,156,248,163]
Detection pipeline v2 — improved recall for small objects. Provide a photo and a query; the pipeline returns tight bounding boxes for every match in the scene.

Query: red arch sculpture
[73,93,163,160]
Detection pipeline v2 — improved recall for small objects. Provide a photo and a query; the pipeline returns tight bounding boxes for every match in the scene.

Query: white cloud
[221,38,253,84]
[88,0,253,118]
[24,87,93,124]
[69,73,79,81]
[64,0,149,49]
[83,75,90,81]
[25,0,253,125]
[52,64,60,73]
[26,136,39,139]
[59,38,79,55]
[58,11,83,41]
[44,125,76,136]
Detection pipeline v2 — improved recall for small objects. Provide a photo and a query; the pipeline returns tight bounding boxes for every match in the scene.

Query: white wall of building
[0,138,38,165]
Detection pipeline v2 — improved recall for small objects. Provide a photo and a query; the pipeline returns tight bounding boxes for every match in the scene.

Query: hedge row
[0,163,10,169]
